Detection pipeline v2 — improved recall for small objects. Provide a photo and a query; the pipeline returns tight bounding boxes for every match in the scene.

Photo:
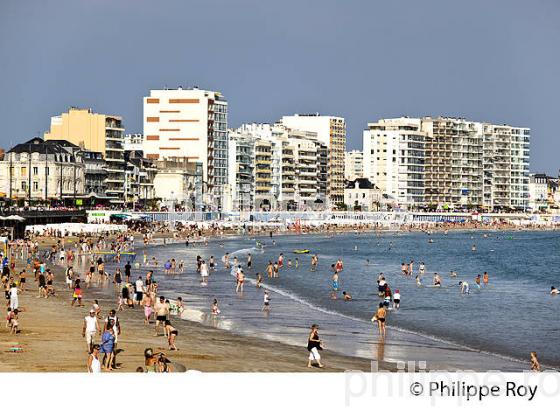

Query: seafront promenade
[85,209,560,227]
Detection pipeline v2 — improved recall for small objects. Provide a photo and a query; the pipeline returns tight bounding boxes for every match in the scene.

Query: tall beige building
[281,114,346,206]
[421,117,483,207]
[44,107,125,204]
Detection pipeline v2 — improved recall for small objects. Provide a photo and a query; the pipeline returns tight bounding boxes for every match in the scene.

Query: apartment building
[344,150,364,181]
[142,87,228,209]
[281,114,346,206]
[228,130,255,211]
[254,139,273,210]
[44,107,125,204]
[421,117,483,208]
[363,118,426,209]
[362,116,529,211]
[482,123,530,210]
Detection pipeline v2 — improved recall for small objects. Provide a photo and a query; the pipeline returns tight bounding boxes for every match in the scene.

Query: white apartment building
[124,133,144,152]
[142,87,228,209]
[344,150,363,181]
[363,118,425,209]
[230,123,327,211]
[482,123,530,210]
[281,114,346,206]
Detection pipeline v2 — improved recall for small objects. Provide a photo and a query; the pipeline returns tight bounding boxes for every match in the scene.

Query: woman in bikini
[375,303,387,337]
[164,320,179,350]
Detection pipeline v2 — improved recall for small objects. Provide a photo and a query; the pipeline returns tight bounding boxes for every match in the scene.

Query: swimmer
[450,270,457,278]
[551,286,560,295]
[295,258,299,269]
[419,262,425,275]
[433,273,441,287]
[471,244,477,252]
[211,299,220,315]
[415,275,422,286]
[460,281,470,294]
[256,272,262,288]
[475,274,481,288]
[483,271,489,285]
[342,291,352,301]
[366,259,370,266]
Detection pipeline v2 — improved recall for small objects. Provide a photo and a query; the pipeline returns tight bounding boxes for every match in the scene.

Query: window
[21,167,27,177]
[21,181,26,190]
[33,167,39,175]
[33,181,39,190]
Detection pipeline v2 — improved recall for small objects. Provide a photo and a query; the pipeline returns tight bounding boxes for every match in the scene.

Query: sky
[0,0,559,173]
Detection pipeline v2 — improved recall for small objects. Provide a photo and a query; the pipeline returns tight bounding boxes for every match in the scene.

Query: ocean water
[105,230,560,370]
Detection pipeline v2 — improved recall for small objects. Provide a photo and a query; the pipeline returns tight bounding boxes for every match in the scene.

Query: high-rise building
[228,130,255,212]
[363,116,529,211]
[421,117,483,208]
[142,87,228,210]
[44,107,125,204]
[344,150,364,181]
[363,118,426,208]
[281,114,346,206]
[482,123,530,210]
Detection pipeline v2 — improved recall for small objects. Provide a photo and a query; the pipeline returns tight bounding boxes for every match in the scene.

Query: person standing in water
[393,289,401,309]
[483,272,489,286]
[262,290,271,311]
[374,303,386,337]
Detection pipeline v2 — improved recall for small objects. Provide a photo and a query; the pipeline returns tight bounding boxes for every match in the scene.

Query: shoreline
[0,250,378,372]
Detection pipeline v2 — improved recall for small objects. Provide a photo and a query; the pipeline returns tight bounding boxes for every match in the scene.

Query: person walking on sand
[164,320,179,350]
[142,293,153,325]
[83,309,101,353]
[99,325,115,371]
[531,351,541,372]
[154,296,169,336]
[87,344,101,373]
[307,324,324,368]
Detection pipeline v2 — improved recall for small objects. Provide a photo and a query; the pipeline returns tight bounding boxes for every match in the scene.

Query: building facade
[344,178,382,211]
[142,87,228,209]
[44,107,125,204]
[281,114,346,207]
[0,138,85,201]
[363,116,529,211]
[363,118,426,209]
[344,150,364,181]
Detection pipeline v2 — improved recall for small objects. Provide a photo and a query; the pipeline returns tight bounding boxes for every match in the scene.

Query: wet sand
[0,260,376,372]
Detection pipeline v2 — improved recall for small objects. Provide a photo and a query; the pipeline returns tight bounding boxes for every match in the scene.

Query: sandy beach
[0,255,374,372]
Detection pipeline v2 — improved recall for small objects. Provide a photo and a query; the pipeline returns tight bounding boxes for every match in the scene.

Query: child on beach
[211,299,220,315]
[256,272,262,288]
[71,280,84,307]
[531,351,541,372]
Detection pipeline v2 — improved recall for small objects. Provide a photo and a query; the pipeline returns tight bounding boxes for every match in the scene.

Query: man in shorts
[82,309,101,353]
[154,296,169,336]
[135,276,144,306]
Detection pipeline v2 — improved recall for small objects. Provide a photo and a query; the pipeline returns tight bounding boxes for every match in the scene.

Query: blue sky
[1,0,558,173]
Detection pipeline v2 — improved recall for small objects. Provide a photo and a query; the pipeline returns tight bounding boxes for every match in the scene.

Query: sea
[104,229,560,371]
